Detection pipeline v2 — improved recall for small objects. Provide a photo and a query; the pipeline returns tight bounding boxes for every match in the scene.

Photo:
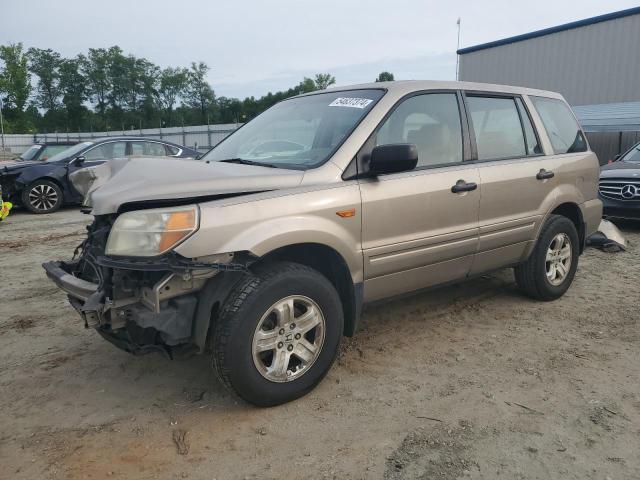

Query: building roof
[458,6,640,55]
[573,102,640,133]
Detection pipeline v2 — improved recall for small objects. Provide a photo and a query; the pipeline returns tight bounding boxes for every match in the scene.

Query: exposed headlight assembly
[106,205,199,257]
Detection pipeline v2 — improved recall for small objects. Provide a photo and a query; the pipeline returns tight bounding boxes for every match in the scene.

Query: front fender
[13,163,70,198]
[174,184,364,282]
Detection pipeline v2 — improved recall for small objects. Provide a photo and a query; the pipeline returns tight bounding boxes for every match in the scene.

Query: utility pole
[456,17,462,81]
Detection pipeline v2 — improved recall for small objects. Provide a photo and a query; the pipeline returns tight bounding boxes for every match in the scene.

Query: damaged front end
[43,215,248,358]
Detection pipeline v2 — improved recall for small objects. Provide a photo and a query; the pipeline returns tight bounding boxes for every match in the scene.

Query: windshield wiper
[218,158,279,168]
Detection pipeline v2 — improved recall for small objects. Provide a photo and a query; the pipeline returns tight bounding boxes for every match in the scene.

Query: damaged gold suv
[44,81,602,406]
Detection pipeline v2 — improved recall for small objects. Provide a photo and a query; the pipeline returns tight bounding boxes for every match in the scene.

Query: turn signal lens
[159,210,198,252]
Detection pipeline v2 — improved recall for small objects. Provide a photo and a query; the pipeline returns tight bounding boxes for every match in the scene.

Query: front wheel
[21,180,63,214]
[212,262,344,406]
[515,214,580,301]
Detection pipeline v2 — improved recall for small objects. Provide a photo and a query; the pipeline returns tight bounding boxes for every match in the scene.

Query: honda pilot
[43,81,602,406]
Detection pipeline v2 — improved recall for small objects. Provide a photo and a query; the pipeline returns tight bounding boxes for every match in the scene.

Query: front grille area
[599,178,640,201]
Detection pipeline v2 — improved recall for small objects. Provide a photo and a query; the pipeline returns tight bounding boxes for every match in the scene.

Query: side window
[530,96,587,154]
[515,98,542,155]
[166,145,180,156]
[84,142,127,161]
[376,93,463,168]
[129,141,167,156]
[467,96,527,160]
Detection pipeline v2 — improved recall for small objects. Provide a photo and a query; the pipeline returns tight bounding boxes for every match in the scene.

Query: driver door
[359,92,480,301]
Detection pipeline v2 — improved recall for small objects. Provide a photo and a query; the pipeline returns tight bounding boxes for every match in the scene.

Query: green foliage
[0,44,338,134]
[314,73,336,90]
[375,71,395,82]
[0,43,33,131]
[27,48,62,111]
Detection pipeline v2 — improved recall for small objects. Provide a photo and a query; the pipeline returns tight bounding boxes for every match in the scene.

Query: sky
[2,0,639,99]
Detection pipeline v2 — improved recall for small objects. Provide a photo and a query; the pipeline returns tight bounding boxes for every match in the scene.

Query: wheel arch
[257,243,362,337]
[19,176,66,208]
[549,202,585,253]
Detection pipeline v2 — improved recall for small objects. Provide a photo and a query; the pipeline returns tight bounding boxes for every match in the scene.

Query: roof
[573,102,640,133]
[310,79,563,99]
[458,6,640,55]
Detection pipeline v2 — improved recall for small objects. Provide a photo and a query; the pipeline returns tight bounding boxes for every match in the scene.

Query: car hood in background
[79,156,305,215]
[600,161,640,178]
[0,160,43,171]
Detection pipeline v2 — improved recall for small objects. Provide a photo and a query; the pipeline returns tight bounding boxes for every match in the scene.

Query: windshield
[19,145,43,161]
[46,142,93,162]
[201,89,385,169]
[621,143,640,163]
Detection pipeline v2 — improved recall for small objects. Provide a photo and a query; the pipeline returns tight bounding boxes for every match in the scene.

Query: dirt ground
[0,207,638,480]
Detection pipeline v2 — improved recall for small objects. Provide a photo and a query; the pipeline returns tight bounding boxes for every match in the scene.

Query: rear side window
[467,96,527,160]
[375,93,463,168]
[130,141,167,156]
[531,96,587,154]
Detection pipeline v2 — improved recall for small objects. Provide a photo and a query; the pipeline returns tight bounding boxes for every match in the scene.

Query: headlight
[106,205,199,257]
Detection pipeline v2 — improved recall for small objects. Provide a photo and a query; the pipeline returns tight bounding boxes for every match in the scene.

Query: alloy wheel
[545,233,572,286]
[28,184,59,212]
[252,295,326,383]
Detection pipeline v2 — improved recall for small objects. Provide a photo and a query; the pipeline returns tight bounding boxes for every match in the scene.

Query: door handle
[536,169,555,180]
[451,180,478,193]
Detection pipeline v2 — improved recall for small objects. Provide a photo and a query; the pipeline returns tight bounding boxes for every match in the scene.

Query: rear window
[531,96,587,154]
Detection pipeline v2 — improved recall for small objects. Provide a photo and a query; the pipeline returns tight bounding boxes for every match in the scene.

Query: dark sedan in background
[599,141,640,220]
[0,137,199,214]
[7,141,76,163]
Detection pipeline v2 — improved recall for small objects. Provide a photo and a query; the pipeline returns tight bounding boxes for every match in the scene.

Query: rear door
[463,93,558,275]
[358,91,481,301]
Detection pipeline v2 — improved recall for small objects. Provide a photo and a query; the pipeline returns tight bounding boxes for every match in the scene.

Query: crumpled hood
[77,156,305,215]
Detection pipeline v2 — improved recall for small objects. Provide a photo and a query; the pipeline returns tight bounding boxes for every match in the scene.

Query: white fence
[0,123,241,156]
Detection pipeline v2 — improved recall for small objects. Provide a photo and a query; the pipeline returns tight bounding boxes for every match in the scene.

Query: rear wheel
[22,180,63,214]
[212,262,343,406]
[515,214,579,301]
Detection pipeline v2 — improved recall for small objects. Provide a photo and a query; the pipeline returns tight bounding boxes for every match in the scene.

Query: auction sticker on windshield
[329,97,373,109]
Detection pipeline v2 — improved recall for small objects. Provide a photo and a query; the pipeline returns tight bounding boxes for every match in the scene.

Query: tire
[515,214,580,301]
[212,261,344,407]
[21,180,63,214]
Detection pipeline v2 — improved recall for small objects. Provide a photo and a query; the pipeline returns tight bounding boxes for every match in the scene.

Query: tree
[0,43,32,131]
[313,73,336,90]
[59,57,88,131]
[185,62,215,123]
[27,48,62,111]
[375,71,394,82]
[0,43,31,112]
[159,67,189,124]
[83,48,111,123]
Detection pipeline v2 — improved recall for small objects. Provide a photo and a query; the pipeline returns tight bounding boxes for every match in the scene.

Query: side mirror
[613,154,621,161]
[74,156,86,166]
[368,144,418,176]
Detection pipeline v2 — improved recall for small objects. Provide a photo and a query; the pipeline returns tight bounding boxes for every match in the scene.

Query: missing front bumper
[42,258,225,354]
